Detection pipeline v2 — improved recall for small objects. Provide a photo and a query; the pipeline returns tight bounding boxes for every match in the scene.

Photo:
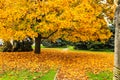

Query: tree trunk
[34,33,41,54]
[113,3,120,80]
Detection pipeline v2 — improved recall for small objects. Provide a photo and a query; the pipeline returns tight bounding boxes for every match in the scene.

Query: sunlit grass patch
[0,69,56,80]
[40,70,57,80]
[87,71,113,80]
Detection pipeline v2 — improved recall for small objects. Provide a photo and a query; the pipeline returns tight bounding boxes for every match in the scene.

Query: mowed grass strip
[0,69,56,80]
[87,70,113,80]
[0,49,114,80]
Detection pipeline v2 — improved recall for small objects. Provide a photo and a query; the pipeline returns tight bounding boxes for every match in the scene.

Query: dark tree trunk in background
[2,41,12,52]
[34,33,41,54]
[1,37,33,52]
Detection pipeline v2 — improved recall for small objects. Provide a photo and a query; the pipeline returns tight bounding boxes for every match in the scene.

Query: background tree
[0,0,114,54]
[0,37,33,52]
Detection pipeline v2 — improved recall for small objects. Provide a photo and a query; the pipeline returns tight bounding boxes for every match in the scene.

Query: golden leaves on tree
[0,0,114,42]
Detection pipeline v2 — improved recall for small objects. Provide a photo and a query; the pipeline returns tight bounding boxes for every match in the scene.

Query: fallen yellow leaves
[0,49,113,80]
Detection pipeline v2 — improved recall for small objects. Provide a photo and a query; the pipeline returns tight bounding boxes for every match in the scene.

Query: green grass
[39,70,56,80]
[67,45,74,50]
[43,48,113,54]
[32,44,45,49]
[32,44,113,53]
[87,71,113,80]
[0,69,56,80]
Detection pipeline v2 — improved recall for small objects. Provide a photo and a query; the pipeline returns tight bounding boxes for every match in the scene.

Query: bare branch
[41,30,58,39]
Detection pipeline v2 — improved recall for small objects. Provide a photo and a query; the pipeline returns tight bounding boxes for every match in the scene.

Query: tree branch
[41,30,58,39]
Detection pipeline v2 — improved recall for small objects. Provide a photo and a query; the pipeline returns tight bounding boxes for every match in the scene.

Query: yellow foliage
[0,0,114,42]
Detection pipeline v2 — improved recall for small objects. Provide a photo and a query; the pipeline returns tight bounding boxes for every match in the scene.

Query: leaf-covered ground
[0,49,113,80]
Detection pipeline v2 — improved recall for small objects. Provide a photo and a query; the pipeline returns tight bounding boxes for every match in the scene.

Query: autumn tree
[0,0,113,54]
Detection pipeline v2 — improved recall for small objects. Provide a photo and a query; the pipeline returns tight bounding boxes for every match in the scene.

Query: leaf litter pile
[0,49,113,80]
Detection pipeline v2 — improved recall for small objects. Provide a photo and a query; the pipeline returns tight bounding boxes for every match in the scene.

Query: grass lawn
[36,45,114,54]
[0,69,113,80]
[0,48,114,80]
[43,47,113,54]
[87,71,113,80]
[0,69,56,80]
